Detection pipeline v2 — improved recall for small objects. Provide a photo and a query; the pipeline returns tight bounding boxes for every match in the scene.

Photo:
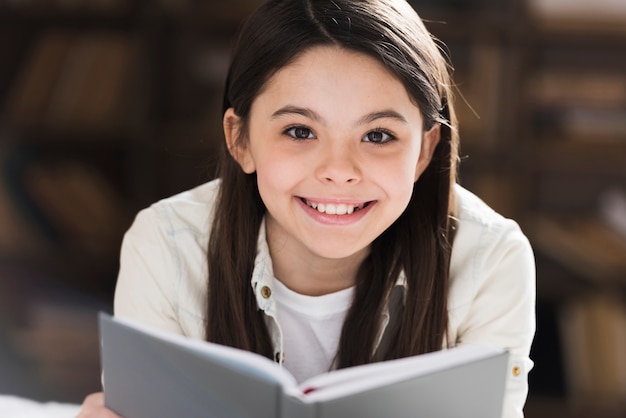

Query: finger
[77,392,121,417]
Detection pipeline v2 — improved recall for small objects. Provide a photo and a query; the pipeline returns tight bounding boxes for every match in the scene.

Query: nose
[315,142,362,184]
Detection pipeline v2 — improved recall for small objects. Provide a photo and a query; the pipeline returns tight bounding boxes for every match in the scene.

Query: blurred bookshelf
[0,0,625,414]
[0,0,245,404]
[420,0,626,416]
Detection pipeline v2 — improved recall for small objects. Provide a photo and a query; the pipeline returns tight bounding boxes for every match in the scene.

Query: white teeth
[305,200,362,215]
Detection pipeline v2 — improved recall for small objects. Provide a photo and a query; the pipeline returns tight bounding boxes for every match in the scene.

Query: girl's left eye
[363,130,394,144]
[284,126,315,139]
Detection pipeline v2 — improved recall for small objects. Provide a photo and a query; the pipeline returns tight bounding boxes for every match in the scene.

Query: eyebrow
[271,106,324,122]
[270,106,408,126]
[357,110,408,125]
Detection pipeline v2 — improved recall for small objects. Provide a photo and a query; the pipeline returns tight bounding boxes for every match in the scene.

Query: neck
[274,255,364,297]
[268,240,368,297]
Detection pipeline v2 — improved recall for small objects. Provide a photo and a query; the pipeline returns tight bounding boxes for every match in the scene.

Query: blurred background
[0,0,625,416]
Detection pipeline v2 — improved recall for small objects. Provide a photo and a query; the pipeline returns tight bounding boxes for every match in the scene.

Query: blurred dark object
[0,263,112,403]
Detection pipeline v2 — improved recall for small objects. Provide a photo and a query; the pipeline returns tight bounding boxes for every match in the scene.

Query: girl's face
[225,46,439,266]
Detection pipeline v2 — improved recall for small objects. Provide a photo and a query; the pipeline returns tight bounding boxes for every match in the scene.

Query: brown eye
[363,130,393,144]
[295,127,311,138]
[285,126,315,139]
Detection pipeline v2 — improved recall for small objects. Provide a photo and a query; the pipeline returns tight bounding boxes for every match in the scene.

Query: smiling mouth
[300,198,371,215]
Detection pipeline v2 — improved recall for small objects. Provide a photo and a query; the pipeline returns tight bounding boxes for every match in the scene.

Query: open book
[99,313,509,418]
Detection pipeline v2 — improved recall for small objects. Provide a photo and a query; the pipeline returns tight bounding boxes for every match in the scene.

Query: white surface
[0,395,80,418]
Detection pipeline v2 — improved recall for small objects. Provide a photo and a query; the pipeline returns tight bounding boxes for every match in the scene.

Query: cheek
[376,153,420,209]
[379,149,421,185]
[393,174,417,207]
[255,157,299,197]
[374,161,417,207]
[393,173,418,216]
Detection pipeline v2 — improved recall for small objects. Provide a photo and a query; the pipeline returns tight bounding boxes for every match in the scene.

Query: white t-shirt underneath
[273,279,355,384]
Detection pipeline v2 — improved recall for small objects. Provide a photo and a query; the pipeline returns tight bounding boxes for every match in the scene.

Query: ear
[414,123,441,182]
[223,108,256,174]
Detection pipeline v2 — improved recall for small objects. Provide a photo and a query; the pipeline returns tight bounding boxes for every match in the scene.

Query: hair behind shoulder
[208,0,459,364]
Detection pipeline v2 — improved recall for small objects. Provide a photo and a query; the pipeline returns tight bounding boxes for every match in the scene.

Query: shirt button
[512,366,521,377]
[261,285,272,299]
[275,352,285,363]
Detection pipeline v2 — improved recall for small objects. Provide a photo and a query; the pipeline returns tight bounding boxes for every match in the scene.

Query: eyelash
[282,125,397,145]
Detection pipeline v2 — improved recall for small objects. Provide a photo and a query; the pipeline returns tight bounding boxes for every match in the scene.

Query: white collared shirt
[114,179,536,418]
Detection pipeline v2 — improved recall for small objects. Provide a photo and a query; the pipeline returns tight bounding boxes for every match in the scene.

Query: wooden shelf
[526,141,626,175]
[527,215,626,287]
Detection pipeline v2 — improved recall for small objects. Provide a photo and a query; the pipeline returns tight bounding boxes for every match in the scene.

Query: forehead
[268,45,398,87]
[254,45,418,114]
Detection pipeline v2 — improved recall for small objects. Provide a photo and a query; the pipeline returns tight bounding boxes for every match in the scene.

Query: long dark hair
[206,0,459,367]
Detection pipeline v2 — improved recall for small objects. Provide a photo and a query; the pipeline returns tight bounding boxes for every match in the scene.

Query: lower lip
[296,198,375,225]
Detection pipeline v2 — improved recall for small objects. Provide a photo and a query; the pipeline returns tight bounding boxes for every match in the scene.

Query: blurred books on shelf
[22,160,132,258]
[0,264,110,403]
[0,164,45,256]
[559,293,626,413]
[528,200,626,413]
[452,42,504,146]
[4,29,136,134]
[4,31,73,129]
[7,300,103,402]
[528,215,626,286]
[409,0,511,14]
[527,0,626,32]
[158,0,264,23]
[599,188,626,239]
[526,71,626,142]
[1,0,131,14]
[1,141,132,270]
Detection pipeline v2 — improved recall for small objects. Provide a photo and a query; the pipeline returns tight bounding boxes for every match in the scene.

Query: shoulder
[453,183,512,230]
[448,183,535,316]
[451,184,532,262]
[142,178,221,235]
[126,179,221,252]
[115,179,221,337]
[135,177,221,297]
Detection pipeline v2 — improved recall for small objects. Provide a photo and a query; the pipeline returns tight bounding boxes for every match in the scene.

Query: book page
[298,344,505,402]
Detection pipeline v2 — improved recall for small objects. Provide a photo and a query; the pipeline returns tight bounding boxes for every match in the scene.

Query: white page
[297,344,505,402]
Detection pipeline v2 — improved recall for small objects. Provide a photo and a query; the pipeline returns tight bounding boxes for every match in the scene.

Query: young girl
[79,0,535,417]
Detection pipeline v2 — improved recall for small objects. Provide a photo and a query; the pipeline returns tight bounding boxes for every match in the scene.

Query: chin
[307,243,370,261]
